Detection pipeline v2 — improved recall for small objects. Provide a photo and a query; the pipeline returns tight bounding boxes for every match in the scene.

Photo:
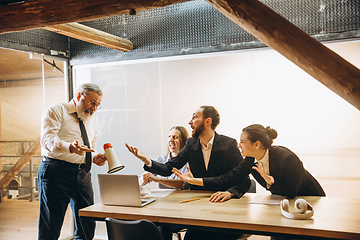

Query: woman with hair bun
[173,124,325,201]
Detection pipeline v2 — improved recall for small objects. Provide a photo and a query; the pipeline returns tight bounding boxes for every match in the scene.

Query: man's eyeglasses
[81,92,102,110]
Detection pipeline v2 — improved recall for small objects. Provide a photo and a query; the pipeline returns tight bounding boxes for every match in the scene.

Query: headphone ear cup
[281,199,289,212]
[295,198,308,214]
[280,198,314,220]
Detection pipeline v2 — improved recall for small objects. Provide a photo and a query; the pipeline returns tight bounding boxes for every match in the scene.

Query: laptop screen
[98,174,155,207]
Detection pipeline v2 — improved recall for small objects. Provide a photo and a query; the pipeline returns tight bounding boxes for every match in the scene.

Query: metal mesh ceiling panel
[70,0,360,65]
[265,0,360,34]
[0,0,358,64]
[0,29,69,56]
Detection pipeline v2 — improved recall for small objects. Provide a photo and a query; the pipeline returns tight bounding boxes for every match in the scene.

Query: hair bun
[266,126,278,140]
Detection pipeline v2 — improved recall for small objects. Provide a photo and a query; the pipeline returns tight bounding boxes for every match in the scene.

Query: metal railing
[0,140,41,202]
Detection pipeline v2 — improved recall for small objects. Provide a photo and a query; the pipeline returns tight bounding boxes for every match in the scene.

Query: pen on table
[179,198,200,204]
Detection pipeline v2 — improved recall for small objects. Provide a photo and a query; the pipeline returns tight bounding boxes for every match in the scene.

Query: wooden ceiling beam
[206,0,360,110]
[43,23,133,52]
[0,0,189,34]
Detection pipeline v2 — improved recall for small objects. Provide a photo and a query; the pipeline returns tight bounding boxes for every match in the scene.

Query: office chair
[105,217,165,240]
[248,179,256,193]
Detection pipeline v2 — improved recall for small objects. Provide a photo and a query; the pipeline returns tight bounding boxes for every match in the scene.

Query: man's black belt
[43,156,86,169]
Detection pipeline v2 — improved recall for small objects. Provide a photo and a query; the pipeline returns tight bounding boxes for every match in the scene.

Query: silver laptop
[98,174,156,207]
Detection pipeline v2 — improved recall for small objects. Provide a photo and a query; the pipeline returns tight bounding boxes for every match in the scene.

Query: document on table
[249,194,286,205]
[142,188,175,198]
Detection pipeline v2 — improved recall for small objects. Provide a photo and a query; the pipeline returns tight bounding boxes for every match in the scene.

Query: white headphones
[280,198,314,220]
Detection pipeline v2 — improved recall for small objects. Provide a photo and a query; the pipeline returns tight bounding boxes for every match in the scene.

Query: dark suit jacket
[144,132,250,197]
[203,146,325,198]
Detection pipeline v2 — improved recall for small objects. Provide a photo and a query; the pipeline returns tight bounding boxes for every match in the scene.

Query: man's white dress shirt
[40,100,98,164]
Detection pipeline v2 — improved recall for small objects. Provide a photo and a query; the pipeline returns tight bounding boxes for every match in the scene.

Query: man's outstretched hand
[125,143,151,165]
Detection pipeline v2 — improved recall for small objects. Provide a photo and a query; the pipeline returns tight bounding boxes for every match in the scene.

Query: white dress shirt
[257,148,270,175]
[40,100,99,164]
[200,134,215,170]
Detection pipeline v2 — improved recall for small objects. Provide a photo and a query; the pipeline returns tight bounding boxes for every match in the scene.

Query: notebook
[98,174,156,207]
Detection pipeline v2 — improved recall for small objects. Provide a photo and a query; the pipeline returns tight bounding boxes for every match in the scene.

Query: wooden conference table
[79,190,360,239]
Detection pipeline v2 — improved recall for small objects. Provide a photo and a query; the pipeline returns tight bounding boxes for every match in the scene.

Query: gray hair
[78,83,103,96]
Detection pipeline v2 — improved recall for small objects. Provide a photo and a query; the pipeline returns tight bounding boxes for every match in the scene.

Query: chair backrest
[248,179,256,193]
[105,217,165,240]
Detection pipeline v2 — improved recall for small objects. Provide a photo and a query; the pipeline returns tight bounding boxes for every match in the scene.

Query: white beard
[77,111,91,122]
[76,101,93,122]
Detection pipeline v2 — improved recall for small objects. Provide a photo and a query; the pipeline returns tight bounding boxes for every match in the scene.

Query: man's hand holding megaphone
[94,154,107,166]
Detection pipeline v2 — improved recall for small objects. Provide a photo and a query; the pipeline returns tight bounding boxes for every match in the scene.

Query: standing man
[126,105,250,240]
[38,83,106,240]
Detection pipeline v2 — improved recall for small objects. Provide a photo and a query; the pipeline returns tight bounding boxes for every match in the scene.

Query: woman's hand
[252,163,274,188]
[125,143,151,165]
[142,172,158,185]
[209,191,233,203]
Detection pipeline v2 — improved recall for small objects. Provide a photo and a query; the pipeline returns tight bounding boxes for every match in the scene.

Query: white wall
[0,56,67,141]
[73,40,360,201]
[0,83,66,141]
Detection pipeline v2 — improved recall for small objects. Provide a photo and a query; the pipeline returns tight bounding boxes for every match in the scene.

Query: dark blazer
[203,146,325,198]
[144,132,251,197]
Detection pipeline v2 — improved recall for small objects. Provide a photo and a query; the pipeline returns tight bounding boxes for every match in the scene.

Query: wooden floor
[0,199,72,240]
[0,199,269,240]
